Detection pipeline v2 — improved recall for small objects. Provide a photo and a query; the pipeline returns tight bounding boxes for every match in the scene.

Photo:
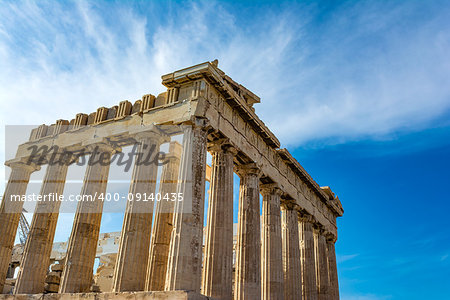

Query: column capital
[192,116,210,129]
[131,125,171,144]
[179,117,211,131]
[5,159,40,173]
[134,131,170,145]
[235,162,262,178]
[281,200,297,211]
[82,137,121,154]
[260,183,282,197]
[325,232,337,243]
[177,118,211,140]
[313,223,326,235]
[297,211,315,223]
[207,138,238,155]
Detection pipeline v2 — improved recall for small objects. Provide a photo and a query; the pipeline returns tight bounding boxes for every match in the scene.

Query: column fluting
[261,184,284,300]
[282,203,302,300]
[145,141,182,291]
[299,214,318,300]
[326,234,339,300]
[59,144,116,293]
[113,132,168,292]
[0,162,37,292]
[234,163,261,300]
[165,122,208,292]
[15,153,71,294]
[202,140,236,300]
[315,227,330,300]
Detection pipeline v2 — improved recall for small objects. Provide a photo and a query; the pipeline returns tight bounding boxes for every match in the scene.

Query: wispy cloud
[337,253,359,264]
[1,1,449,148]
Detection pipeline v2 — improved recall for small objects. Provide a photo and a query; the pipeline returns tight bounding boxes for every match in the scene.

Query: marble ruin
[0,61,343,300]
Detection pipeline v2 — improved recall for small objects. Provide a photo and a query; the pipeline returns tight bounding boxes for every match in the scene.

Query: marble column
[299,214,318,300]
[202,140,236,300]
[0,161,37,293]
[165,121,208,292]
[261,184,284,300]
[282,203,302,300]
[113,132,168,292]
[326,235,339,300]
[314,227,330,300]
[59,144,116,293]
[234,163,261,300]
[146,141,182,291]
[15,153,72,294]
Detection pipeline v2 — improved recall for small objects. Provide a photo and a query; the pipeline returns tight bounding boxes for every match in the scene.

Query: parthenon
[0,61,343,300]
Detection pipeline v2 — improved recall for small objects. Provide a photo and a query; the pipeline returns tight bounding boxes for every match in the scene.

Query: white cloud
[1,1,449,150]
[337,253,359,264]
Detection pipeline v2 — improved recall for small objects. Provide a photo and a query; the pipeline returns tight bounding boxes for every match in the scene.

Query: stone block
[44,283,60,293]
[51,264,64,272]
[46,272,61,284]
[131,100,141,114]
[0,292,214,300]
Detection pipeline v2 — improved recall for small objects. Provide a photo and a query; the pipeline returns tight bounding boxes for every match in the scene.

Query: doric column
[281,203,302,300]
[146,141,182,291]
[326,234,339,300]
[202,140,236,300]
[234,163,262,300]
[261,184,284,300]
[59,143,116,293]
[299,214,318,300]
[0,161,37,292]
[165,120,208,292]
[113,131,168,292]
[15,153,72,294]
[314,226,330,300]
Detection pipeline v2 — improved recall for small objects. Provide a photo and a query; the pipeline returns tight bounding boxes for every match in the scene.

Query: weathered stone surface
[45,283,60,293]
[165,123,208,292]
[0,291,213,300]
[202,141,235,300]
[281,204,301,300]
[234,164,261,300]
[51,264,64,272]
[260,184,284,300]
[15,156,70,294]
[59,146,115,293]
[94,254,117,293]
[45,273,61,285]
[299,216,318,300]
[0,162,37,292]
[113,132,167,292]
[326,236,339,300]
[2,278,15,294]
[314,228,330,300]
[146,142,182,291]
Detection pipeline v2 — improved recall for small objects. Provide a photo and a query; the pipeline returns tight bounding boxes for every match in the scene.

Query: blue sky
[1,1,450,299]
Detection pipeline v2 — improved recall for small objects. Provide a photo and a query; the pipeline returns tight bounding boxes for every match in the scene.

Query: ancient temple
[0,61,343,300]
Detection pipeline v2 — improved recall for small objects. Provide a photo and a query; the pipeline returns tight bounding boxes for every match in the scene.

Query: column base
[1,291,215,300]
